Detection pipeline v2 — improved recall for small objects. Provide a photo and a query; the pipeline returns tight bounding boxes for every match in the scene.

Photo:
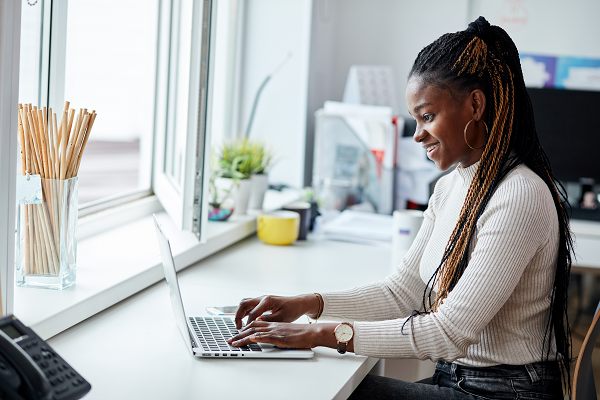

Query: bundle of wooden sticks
[17,101,96,276]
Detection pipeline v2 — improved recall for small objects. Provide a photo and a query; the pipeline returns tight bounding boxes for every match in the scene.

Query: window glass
[210,0,239,148]
[19,2,42,114]
[163,0,194,191]
[63,0,158,205]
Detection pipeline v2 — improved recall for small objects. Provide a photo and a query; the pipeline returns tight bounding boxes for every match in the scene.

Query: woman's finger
[232,330,276,347]
[256,312,281,323]
[230,322,317,349]
[238,320,267,333]
[234,297,261,329]
[228,321,268,342]
[245,296,275,326]
[229,326,271,346]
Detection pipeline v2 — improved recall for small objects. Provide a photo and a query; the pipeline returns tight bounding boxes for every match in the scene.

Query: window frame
[0,0,22,316]
[152,0,214,239]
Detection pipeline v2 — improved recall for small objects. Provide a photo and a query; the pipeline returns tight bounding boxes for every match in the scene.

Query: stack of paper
[322,210,392,246]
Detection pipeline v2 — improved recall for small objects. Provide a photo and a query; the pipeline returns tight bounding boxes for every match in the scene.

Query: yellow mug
[257,211,300,246]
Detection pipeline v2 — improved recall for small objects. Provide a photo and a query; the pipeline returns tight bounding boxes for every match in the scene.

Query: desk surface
[47,236,392,400]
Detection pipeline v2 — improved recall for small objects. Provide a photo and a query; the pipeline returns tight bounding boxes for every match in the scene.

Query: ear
[470,89,487,121]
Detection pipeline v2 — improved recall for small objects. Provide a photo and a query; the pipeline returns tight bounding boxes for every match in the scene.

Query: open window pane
[154,0,213,238]
[63,0,158,205]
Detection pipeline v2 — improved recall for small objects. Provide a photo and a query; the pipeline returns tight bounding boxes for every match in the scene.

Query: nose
[413,123,427,143]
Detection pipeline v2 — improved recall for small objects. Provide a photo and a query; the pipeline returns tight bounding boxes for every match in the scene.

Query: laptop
[154,215,314,359]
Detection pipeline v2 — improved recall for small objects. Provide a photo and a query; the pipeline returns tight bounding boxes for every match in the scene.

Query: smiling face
[406,76,487,171]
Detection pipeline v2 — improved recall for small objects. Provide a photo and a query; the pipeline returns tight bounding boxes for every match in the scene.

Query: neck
[461,148,484,168]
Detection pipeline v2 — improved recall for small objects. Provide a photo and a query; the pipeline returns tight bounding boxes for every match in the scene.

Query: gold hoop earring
[464,119,488,150]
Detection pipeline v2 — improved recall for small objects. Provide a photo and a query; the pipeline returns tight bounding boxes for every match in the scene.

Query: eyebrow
[410,102,432,116]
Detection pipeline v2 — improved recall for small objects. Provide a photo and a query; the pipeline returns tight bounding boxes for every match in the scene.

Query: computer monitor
[527,87,600,183]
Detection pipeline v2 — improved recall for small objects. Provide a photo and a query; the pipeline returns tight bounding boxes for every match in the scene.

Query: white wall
[304,0,471,184]
[236,0,313,189]
[470,0,600,59]
[238,0,599,186]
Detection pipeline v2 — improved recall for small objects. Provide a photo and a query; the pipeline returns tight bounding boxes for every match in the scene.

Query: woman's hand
[233,294,320,329]
[227,321,320,349]
[227,321,351,351]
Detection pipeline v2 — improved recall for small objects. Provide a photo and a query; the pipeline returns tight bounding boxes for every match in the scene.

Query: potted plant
[208,174,234,221]
[216,138,274,214]
[208,151,250,220]
[246,140,273,210]
[207,171,234,222]
[215,141,253,215]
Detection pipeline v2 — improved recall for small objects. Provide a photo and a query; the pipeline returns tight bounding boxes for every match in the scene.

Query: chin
[433,160,452,172]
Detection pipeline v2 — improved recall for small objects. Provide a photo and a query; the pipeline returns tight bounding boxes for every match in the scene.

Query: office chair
[573,301,600,400]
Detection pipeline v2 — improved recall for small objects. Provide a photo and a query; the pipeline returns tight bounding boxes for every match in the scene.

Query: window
[153,0,213,237]
[62,0,158,205]
[4,0,301,326]
[17,0,217,239]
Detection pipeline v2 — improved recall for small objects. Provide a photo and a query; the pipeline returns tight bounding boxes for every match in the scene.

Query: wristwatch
[334,322,354,354]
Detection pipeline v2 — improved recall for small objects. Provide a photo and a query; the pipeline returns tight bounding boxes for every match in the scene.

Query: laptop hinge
[188,326,199,352]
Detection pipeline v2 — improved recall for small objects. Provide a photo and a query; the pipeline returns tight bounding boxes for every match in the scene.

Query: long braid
[434,45,515,306]
[409,17,573,393]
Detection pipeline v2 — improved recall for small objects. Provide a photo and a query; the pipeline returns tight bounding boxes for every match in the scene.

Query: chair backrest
[573,301,600,400]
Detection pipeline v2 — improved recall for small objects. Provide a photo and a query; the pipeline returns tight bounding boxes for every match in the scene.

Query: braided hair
[409,16,573,391]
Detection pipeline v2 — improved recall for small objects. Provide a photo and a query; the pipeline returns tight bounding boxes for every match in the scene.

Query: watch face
[335,324,353,342]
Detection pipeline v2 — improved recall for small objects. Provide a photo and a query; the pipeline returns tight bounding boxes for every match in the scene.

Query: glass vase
[16,177,78,290]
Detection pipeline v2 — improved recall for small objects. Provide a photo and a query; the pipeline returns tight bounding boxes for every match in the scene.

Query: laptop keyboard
[189,317,262,352]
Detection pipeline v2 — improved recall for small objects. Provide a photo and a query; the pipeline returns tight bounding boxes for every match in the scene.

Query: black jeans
[349,360,563,399]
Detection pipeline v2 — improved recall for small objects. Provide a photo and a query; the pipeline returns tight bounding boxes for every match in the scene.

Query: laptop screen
[154,215,194,354]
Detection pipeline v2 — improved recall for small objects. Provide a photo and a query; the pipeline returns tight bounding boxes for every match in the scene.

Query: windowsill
[13,189,302,340]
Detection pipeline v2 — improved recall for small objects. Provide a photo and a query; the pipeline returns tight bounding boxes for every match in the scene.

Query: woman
[228,17,572,399]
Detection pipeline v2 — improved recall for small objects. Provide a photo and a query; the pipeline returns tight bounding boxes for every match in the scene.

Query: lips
[424,142,440,153]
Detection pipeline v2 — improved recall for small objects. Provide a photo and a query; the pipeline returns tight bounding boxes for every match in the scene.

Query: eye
[423,114,434,122]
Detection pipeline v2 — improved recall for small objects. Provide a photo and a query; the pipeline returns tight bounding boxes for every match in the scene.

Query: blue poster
[519,54,556,88]
[555,56,600,91]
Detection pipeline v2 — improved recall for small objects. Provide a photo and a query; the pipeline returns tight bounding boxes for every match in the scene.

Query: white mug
[391,210,424,270]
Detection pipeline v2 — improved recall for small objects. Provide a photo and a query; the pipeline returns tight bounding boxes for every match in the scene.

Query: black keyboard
[189,317,262,352]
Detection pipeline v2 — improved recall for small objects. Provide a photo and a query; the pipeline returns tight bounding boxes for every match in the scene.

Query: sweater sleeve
[351,175,554,361]
[319,196,436,322]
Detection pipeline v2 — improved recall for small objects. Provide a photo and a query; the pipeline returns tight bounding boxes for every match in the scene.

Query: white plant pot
[235,179,253,215]
[215,178,253,216]
[248,174,269,210]
[212,177,236,209]
[214,177,252,216]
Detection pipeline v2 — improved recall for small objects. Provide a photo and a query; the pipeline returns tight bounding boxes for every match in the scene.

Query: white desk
[570,220,600,272]
[46,236,394,400]
[43,218,600,399]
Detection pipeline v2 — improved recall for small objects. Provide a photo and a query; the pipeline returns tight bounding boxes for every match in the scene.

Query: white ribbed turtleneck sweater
[321,162,559,366]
